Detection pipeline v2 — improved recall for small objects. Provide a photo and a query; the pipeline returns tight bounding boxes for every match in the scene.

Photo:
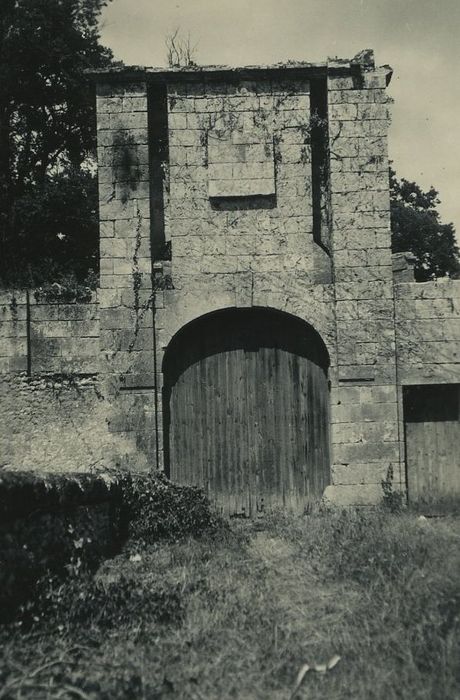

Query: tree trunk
[0,104,13,269]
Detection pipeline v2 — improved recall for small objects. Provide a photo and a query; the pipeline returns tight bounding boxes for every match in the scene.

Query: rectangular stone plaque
[207,131,275,198]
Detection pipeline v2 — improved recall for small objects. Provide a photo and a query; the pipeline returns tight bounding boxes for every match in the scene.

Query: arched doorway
[163,308,330,516]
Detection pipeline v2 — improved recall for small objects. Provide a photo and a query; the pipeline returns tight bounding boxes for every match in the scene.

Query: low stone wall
[0,291,99,374]
[0,290,149,473]
[395,280,460,384]
[0,471,124,618]
[0,372,146,472]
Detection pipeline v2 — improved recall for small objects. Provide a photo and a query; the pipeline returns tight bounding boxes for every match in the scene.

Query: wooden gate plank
[405,384,460,506]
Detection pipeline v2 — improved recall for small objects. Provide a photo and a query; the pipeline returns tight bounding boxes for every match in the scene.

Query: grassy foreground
[0,509,459,699]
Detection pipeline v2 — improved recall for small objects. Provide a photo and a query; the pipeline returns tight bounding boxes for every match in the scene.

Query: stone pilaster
[96,79,157,470]
[325,54,403,504]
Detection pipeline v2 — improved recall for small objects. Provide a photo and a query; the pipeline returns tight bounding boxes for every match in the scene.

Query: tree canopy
[0,0,114,287]
[390,168,460,281]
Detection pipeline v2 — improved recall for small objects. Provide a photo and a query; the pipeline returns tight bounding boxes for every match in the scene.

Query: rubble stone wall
[0,292,142,472]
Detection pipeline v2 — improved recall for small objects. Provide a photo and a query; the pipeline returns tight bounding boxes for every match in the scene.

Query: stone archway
[163,307,330,516]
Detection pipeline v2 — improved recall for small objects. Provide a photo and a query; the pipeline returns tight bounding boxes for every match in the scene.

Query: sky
[99,0,460,232]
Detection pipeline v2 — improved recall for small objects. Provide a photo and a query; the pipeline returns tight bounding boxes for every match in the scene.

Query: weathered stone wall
[71,53,460,505]
[324,62,400,506]
[395,280,460,384]
[166,77,331,283]
[0,291,99,374]
[0,372,145,472]
[0,291,143,473]
[0,292,27,373]
[95,71,338,472]
[92,55,406,503]
[156,75,336,469]
[96,81,157,469]
[2,53,459,506]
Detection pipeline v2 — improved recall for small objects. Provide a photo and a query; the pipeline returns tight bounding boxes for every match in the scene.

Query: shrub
[0,472,122,623]
[119,471,227,544]
[0,470,226,623]
[21,571,184,631]
[381,464,405,513]
[33,268,97,303]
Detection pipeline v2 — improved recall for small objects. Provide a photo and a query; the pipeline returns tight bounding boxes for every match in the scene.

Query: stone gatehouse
[1,49,459,513]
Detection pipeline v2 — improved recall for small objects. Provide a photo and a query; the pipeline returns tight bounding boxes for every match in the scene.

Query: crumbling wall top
[89,49,392,86]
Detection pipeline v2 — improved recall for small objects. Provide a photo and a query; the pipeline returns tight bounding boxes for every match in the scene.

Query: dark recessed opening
[148,84,169,260]
[403,384,460,423]
[310,77,330,254]
[210,194,277,211]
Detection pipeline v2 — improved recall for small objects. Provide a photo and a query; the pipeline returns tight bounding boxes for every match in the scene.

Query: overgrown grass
[1,510,459,699]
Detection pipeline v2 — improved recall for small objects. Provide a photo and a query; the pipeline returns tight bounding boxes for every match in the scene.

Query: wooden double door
[163,309,330,516]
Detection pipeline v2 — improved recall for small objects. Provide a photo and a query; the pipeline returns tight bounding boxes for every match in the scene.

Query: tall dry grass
[1,509,459,699]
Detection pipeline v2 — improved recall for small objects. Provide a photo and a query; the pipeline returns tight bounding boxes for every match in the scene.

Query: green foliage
[7,169,100,287]
[119,471,226,544]
[34,269,98,303]
[307,510,460,680]
[0,469,226,623]
[0,471,122,622]
[381,464,405,513]
[310,509,431,582]
[390,167,460,281]
[0,509,112,623]
[23,572,184,631]
[0,0,115,286]
[265,510,460,694]
[0,468,228,625]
